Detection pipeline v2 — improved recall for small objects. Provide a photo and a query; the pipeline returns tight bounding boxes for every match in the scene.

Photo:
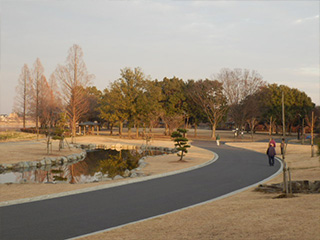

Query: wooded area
[14,44,319,141]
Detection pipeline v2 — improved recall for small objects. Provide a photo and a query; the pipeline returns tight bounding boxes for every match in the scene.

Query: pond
[0,149,166,184]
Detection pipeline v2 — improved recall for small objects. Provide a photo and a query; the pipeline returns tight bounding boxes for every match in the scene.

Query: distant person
[216,134,220,146]
[269,137,276,147]
[266,143,276,166]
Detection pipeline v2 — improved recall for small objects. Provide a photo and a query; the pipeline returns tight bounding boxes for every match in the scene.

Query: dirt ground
[1,132,319,240]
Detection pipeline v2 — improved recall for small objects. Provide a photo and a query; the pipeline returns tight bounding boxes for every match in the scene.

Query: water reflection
[0,149,164,184]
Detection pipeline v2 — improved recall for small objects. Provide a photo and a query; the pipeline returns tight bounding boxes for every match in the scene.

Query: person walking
[216,134,220,146]
[266,143,276,166]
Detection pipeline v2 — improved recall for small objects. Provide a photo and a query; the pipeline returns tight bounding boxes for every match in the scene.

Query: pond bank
[0,136,214,203]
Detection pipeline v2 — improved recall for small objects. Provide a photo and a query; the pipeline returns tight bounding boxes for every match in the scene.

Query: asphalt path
[0,140,281,240]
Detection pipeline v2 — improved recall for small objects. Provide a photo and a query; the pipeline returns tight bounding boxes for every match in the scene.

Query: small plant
[171,128,190,161]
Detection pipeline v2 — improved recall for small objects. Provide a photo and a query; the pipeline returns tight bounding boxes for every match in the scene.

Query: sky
[0,0,319,114]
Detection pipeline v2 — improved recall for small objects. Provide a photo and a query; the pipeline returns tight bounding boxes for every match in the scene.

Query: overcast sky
[0,0,319,114]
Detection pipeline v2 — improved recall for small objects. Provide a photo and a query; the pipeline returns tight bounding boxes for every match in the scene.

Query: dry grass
[0,131,319,240]
[80,142,320,240]
[0,139,82,165]
[0,131,43,142]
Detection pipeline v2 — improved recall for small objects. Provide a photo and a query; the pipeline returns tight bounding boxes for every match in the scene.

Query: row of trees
[14,44,318,141]
[15,45,92,141]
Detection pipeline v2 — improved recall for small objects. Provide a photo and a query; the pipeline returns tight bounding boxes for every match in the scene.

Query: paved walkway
[0,140,281,240]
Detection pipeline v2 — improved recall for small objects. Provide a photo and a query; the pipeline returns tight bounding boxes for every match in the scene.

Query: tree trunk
[211,123,216,139]
[110,124,113,136]
[136,125,139,138]
[302,118,305,144]
[165,123,169,136]
[185,116,189,129]
[128,127,131,138]
[71,114,76,143]
[143,123,146,136]
[269,116,272,135]
[251,123,254,141]
[119,121,123,136]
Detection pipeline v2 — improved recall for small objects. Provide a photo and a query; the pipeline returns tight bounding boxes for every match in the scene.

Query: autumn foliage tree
[55,44,94,142]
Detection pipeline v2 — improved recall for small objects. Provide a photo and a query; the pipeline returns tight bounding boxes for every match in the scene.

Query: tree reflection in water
[0,149,163,184]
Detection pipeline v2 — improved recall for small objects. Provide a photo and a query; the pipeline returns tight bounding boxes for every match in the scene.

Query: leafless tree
[47,73,63,127]
[38,76,51,127]
[160,112,184,136]
[242,93,261,140]
[29,58,45,139]
[14,64,31,128]
[214,68,265,129]
[187,79,228,139]
[55,44,94,143]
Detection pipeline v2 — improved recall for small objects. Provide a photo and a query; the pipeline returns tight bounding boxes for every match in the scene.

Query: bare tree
[38,76,51,127]
[29,58,45,139]
[47,73,63,127]
[187,79,228,139]
[214,68,265,129]
[14,64,31,128]
[55,44,93,143]
[242,93,261,140]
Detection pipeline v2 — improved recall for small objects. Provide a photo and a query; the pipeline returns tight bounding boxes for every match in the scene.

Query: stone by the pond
[130,172,138,178]
[113,175,123,180]
[123,169,131,177]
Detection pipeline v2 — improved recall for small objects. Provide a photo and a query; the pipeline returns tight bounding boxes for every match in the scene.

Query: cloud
[295,67,320,77]
[294,15,319,24]
[283,66,319,77]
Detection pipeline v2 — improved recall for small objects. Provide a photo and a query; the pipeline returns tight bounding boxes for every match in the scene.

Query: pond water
[0,149,165,184]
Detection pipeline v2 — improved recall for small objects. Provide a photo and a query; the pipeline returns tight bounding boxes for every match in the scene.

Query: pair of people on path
[267,138,276,166]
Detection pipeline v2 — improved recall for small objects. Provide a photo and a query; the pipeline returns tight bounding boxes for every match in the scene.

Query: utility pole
[269,116,272,136]
[302,118,305,145]
[282,92,285,138]
[311,111,314,157]
[282,91,288,195]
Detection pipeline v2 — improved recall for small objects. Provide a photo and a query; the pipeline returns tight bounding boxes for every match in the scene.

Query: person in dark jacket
[266,143,276,166]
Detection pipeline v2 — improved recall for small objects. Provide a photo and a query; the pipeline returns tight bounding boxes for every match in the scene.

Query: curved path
[0,140,281,240]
